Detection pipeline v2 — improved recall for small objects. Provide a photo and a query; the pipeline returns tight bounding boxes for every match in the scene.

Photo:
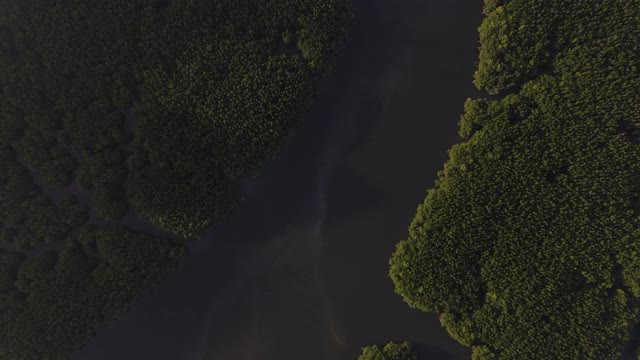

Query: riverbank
[74,1,482,359]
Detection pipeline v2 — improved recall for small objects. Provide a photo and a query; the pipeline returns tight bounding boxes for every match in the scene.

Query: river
[74,0,483,359]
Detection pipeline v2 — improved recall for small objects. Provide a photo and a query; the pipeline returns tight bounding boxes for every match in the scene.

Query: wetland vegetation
[390,0,640,358]
[0,0,350,358]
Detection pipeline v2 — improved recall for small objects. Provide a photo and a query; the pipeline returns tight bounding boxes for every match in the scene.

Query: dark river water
[74,1,483,359]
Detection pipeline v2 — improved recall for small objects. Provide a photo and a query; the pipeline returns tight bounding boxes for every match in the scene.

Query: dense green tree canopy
[3,228,184,359]
[1,0,350,239]
[357,341,417,360]
[0,0,350,358]
[390,1,640,359]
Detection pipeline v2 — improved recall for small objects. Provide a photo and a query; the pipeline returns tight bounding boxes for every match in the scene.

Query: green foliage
[357,341,417,360]
[474,2,558,94]
[471,345,496,360]
[1,0,351,237]
[481,0,504,15]
[0,252,24,292]
[0,156,88,250]
[296,0,351,72]
[127,0,350,237]
[1,227,184,360]
[440,312,476,347]
[390,1,640,359]
[0,0,350,358]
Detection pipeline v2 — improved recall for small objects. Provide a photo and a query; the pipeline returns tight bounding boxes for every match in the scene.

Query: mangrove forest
[0,0,350,358]
[390,0,640,359]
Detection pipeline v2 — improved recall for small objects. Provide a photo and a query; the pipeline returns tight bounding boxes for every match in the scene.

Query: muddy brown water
[74,1,483,359]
